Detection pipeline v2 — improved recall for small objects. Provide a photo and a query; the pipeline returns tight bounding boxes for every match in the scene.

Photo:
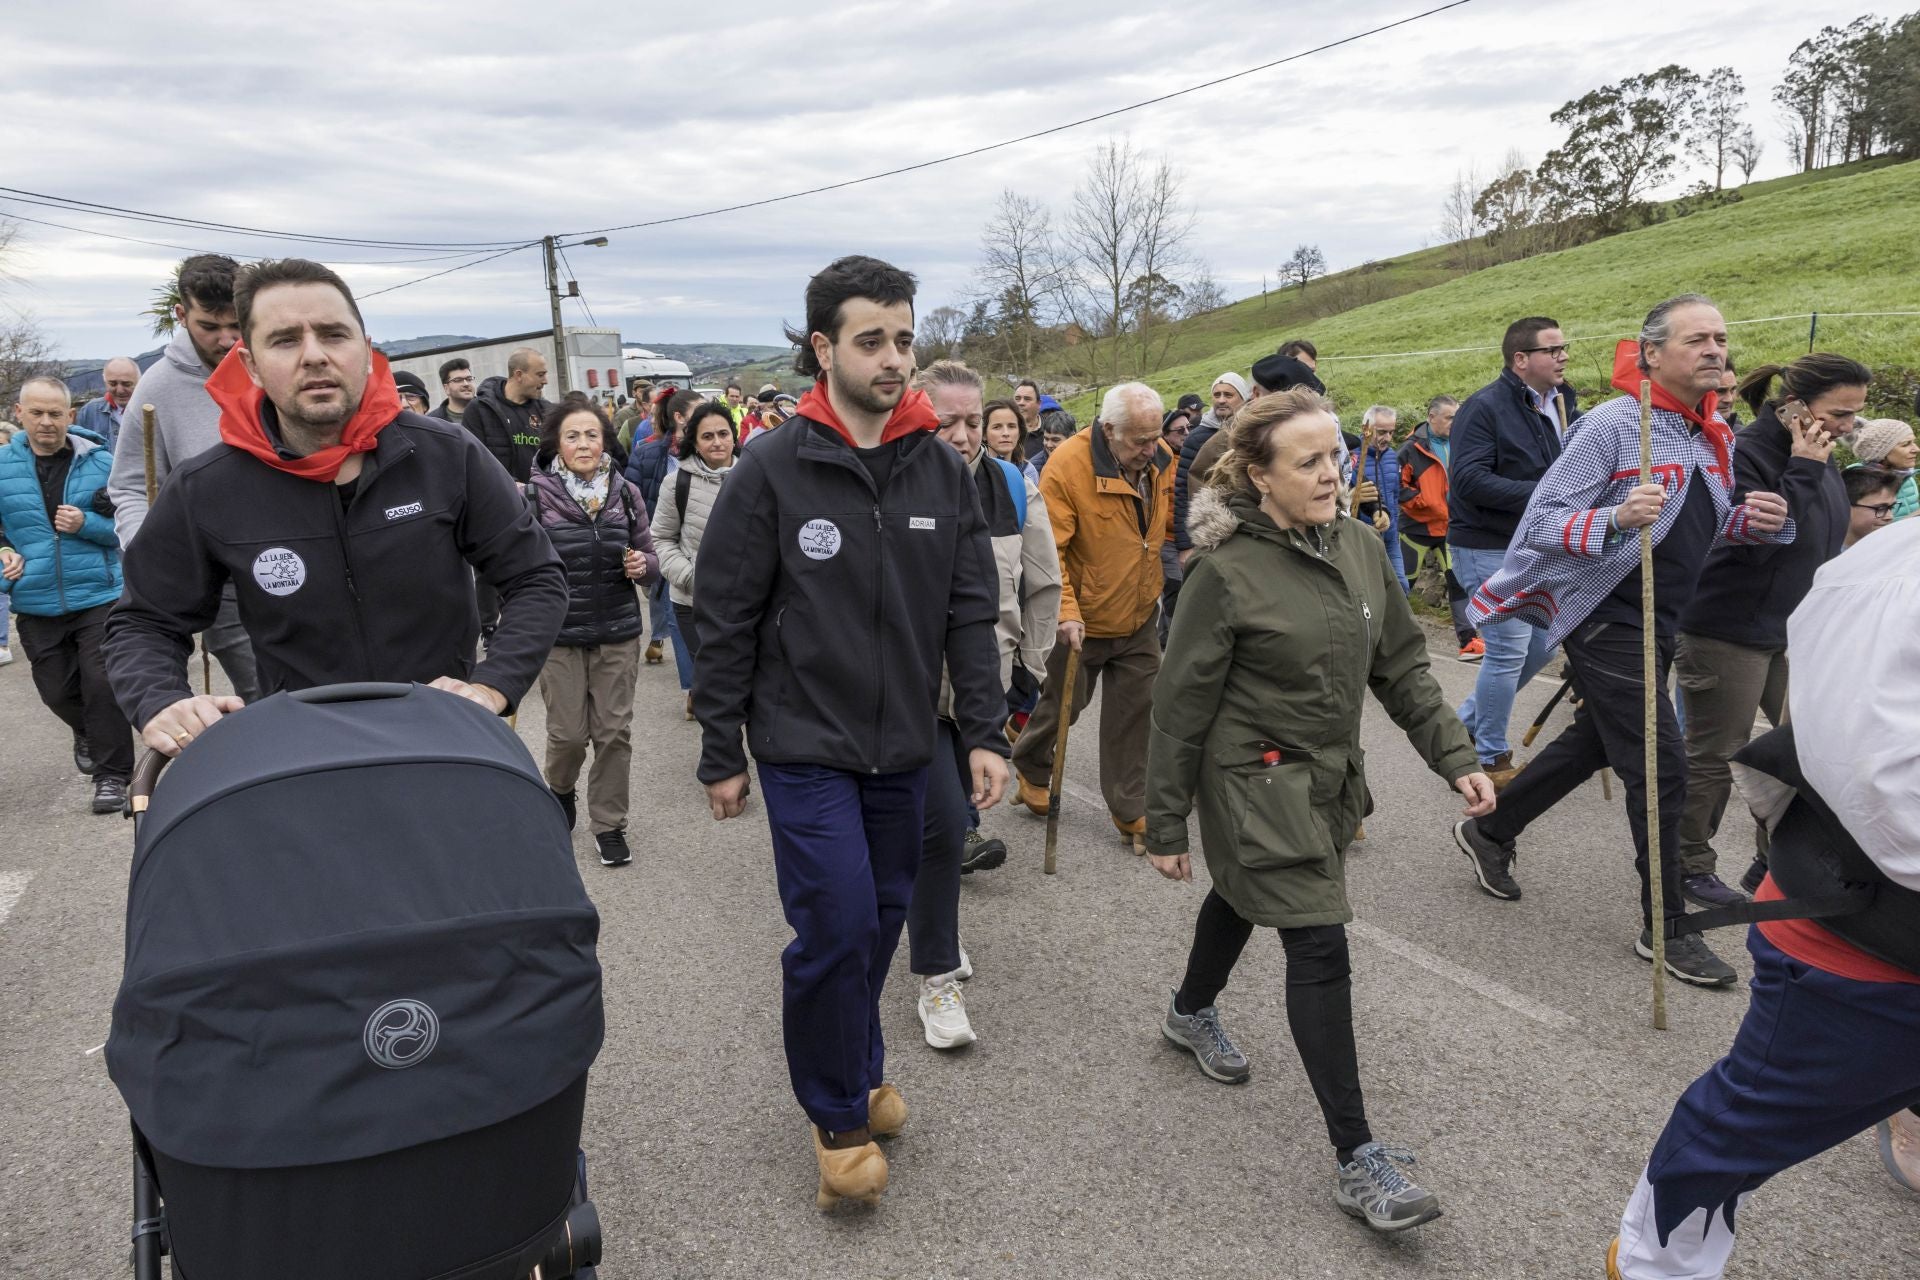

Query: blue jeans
[1450,544,1556,763]
[758,762,928,1133]
[650,581,691,691]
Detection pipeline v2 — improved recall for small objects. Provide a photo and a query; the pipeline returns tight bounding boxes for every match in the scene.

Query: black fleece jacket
[105,410,567,728]
[691,416,1006,783]
[1680,405,1849,649]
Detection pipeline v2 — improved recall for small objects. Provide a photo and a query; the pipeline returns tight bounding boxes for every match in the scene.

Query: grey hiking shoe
[1454,818,1521,900]
[1161,989,1250,1083]
[1334,1142,1442,1232]
[1637,928,1737,987]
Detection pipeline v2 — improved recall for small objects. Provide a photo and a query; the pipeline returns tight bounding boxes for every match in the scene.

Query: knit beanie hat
[1851,417,1915,463]
[1211,371,1251,401]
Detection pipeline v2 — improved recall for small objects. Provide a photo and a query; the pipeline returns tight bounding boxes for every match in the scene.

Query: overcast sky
[1,0,1874,361]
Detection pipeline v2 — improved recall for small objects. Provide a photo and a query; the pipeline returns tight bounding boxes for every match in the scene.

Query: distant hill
[1065,158,1920,427]
[630,343,789,376]
[375,334,487,357]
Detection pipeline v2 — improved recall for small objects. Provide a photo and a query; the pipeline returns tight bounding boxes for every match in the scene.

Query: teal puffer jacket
[0,429,123,617]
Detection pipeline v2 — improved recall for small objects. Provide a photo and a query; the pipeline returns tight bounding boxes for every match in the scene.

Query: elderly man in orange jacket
[1011,382,1174,850]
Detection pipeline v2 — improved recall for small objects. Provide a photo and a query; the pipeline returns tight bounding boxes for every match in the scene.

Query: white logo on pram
[364,998,440,1070]
[251,547,307,597]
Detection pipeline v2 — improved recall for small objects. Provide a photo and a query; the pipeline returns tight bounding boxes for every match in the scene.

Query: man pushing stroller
[104,257,567,748]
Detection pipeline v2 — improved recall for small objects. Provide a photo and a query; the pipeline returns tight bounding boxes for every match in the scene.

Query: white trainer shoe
[918,975,977,1049]
[0,644,12,666]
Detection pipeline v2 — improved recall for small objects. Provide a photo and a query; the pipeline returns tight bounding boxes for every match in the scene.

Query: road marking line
[1061,780,1104,811]
[0,870,29,926]
[1349,919,1577,1031]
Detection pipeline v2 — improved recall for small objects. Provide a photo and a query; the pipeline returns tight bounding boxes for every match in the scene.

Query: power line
[0,186,526,251]
[357,242,541,300]
[556,244,599,326]
[0,204,522,266]
[555,0,1479,238]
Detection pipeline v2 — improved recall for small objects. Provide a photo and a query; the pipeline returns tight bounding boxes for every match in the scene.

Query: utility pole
[543,235,570,396]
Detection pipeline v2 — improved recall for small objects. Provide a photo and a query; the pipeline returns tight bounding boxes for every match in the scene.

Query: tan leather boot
[868,1084,908,1138]
[812,1125,887,1209]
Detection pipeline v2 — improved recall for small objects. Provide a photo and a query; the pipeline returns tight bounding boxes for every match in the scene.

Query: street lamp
[543,234,610,394]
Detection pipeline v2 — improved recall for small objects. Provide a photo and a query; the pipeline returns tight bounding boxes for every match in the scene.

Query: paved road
[0,626,1912,1278]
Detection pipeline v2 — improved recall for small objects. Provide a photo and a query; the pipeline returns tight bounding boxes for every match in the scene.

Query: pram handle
[128,749,170,816]
[288,681,415,704]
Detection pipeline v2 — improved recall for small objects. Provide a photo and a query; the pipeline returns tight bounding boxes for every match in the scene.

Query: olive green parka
[1145,486,1477,928]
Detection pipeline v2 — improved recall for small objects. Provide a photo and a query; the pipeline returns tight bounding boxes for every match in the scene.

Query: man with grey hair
[1350,404,1408,594]
[76,357,140,452]
[0,375,136,811]
[1011,381,1173,851]
[1457,294,1793,987]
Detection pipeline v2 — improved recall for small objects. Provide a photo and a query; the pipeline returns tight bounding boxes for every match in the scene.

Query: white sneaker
[0,644,11,666]
[939,945,973,983]
[918,976,977,1049]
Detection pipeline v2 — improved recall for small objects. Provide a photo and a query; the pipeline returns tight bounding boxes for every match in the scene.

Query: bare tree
[0,317,62,404]
[1438,163,1486,267]
[1730,126,1765,183]
[1278,244,1327,292]
[1689,67,1748,191]
[978,191,1063,376]
[914,304,965,367]
[1129,156,1195,371]
[1063,139,1147,384]
[1182,268,1229,318]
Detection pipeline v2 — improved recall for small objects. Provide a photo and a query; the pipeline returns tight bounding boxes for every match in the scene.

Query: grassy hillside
[1066,158,1920,428]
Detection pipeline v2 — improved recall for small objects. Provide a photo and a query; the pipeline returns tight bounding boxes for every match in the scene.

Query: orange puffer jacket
[1399,426,1451,538]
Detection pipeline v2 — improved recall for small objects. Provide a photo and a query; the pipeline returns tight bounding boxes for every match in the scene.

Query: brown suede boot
[1486,751,1525,793]
[813,1125,887,1209]
[868,1084,908,1138]
[1113,814,1146,854]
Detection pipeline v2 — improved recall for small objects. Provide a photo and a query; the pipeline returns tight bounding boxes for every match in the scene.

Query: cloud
[0,0,1871,360]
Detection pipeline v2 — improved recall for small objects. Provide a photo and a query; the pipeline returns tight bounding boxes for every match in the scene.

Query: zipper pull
[1362,601,1372,621]
[873,507,882,531]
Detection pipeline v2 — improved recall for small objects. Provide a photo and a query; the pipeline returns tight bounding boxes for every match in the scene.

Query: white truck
[385,327,634,404]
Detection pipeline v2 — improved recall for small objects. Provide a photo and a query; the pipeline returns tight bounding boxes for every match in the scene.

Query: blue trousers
[1451,543,1556,763]
[758,762,928,1133]
[1616,929,1920,1276]
[650,581,691,691]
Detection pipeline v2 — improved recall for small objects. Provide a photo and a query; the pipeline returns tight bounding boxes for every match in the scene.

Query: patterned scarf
[551,451,613,517]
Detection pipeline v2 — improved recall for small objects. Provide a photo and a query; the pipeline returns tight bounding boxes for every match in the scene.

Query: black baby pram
[109,682,604,1279]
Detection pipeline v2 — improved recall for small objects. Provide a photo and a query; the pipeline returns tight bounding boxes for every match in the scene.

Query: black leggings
[1175,888,1370,1155]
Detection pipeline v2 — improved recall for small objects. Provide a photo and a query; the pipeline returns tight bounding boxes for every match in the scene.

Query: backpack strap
[675,468,694,523]
[992,457,1026,528]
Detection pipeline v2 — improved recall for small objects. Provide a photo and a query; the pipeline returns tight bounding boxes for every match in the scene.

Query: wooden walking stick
[1638,379,1668,1032]
[1522,678,1574,748]
[1042,646,1081,876]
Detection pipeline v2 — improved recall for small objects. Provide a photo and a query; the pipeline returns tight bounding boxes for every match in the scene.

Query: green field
[1065,159,1920,429]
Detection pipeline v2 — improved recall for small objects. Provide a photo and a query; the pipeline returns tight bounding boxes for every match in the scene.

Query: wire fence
[1314,311,1920,363]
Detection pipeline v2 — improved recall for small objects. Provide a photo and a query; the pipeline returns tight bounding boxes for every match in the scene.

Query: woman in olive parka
[1145,388,1495,1234]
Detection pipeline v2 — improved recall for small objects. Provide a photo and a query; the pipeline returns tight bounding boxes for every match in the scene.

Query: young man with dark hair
[1277,338,1318,368]
[106,253,262,704]
[104,258,567,755]
[1446,315,1579,785]
[695,254,1010,1208]
[430,357,474,423]
[1458,296,1792,987]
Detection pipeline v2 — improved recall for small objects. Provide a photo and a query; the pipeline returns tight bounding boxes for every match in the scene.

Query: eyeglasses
[1522,345,1571,357]
[1853,502,1896,519]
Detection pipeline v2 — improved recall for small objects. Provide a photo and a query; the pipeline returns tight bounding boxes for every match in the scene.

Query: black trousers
[907,720,971,977]
[1400,527,1476,645]
[1176,888,1371,1154]
[671,602,701,664]
[1480,619,1687,925]
[16,603,135,780]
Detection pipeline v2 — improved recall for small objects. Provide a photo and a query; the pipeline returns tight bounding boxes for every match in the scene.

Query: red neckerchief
[209,345,402,482]
[1611,339,1732,483]
[796,380,937,447]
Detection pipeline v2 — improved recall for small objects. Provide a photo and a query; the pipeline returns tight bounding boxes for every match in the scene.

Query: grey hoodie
[108,328,222,547]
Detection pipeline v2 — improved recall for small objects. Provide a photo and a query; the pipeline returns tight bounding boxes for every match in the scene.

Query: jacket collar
[795,381,937,448]
[209,346,403,483]
[1089,419,1173,483]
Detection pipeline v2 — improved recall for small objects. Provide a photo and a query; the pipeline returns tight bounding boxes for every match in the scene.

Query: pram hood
[108,683,603,1169]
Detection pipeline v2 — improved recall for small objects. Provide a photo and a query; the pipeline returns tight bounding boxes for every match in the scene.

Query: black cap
[1250,353,1325,396]
[392,370,430,402]
[1176,393,1205,414]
